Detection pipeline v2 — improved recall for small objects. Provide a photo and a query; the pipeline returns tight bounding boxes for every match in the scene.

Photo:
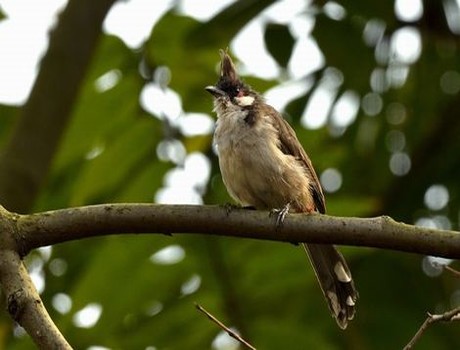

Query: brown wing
[267,106,326,214]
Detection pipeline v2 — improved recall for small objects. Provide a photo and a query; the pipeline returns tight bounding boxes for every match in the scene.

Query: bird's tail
[302,243,358,329]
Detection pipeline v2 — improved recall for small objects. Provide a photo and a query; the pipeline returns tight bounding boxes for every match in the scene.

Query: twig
[443,265,460,278]
[195,303,256,350]
[403,306,460,350]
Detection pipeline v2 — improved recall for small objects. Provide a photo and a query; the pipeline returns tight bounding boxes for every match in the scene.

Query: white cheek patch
[235,95,255,107]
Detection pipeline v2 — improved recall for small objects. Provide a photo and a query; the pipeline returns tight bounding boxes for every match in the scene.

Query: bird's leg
[222,203,239,216]
[270,202,291,227]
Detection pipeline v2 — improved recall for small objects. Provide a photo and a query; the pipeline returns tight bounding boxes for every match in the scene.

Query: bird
[205,50,358,329]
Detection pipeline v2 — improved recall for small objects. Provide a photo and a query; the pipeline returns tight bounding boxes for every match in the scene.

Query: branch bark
[1,202,460,347]
[0,206,71,349]
[8,203,460,259]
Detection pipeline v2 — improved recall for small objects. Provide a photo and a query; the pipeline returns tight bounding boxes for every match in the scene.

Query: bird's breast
[214,111,313,211]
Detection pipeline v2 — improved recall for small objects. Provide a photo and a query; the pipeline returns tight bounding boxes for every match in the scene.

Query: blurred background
[0,0,460,348]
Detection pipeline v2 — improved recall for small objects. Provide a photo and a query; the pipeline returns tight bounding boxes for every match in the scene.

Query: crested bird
[205,50,358,329]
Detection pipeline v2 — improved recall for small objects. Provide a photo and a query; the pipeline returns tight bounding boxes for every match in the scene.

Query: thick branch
[9,203,460,259]
[1,203,459,347]
[0,207,71,349]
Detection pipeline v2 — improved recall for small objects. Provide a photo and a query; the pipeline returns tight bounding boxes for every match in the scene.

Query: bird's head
[205,50,258,110]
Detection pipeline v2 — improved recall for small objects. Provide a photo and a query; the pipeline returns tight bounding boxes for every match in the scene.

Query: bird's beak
[205,86,226,98]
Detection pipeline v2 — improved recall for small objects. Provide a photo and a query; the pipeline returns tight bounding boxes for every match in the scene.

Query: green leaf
[0,7,6,21]
[0,104,19,149]
[69,118,157,205]
[146,13,217,112]
[52,35,143,173]
[313,14,375,92]
[264,23,294,68]
[186,0,277,48]
[146,2,278,112]
[334,1,397,28]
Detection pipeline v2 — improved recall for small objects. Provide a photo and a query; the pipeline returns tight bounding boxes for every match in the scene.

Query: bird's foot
[270,203,291,228]
[222,203,239,216]
[221,203,256,216]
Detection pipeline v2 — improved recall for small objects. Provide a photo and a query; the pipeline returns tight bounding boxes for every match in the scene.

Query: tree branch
[0,206,71,349]
[195,303,256,350]
[1,202,460,347]
[403,307,460,350]
[5,203,460,259]
[443,265,460,278]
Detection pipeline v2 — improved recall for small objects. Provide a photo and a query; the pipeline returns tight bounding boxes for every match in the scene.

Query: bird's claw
[270,203,291,228]
[222,203,238,216]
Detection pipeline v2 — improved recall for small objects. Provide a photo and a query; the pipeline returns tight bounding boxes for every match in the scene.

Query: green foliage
[313,14,375,92]
[1,1,460,349]
[264,23,295,68]
[0,105,18,148]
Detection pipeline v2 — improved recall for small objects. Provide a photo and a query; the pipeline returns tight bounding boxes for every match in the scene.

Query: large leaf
[146,1,277,112]
[264,23,295,68]
[0,104,18,148]
[313,14,375,92]
[334,1,397,28]
[145,13,218,112]
[187,0,277,48]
